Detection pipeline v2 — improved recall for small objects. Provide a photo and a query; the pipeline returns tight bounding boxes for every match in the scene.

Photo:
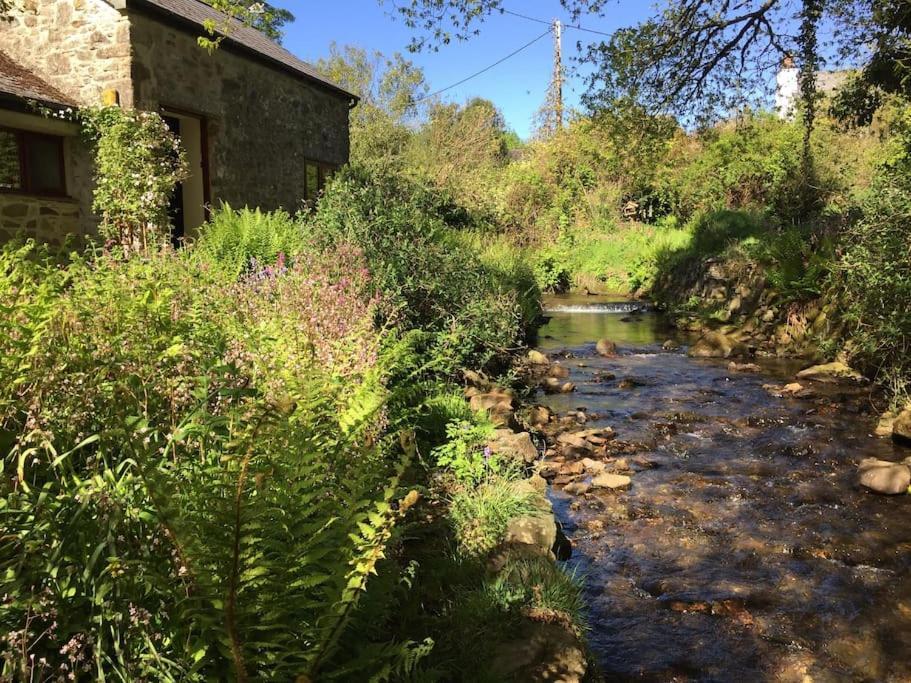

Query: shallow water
[537,296,911,682]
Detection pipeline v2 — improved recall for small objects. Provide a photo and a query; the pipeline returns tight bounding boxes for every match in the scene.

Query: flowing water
[536,295,911,682]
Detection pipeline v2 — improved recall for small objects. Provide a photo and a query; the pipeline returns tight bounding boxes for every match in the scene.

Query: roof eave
[116,0,359,102]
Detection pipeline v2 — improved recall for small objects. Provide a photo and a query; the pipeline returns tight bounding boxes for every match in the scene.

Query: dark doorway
[163,115,185,247]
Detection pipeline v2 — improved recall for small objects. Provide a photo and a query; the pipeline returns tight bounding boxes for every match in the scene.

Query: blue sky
[280,1,652,139]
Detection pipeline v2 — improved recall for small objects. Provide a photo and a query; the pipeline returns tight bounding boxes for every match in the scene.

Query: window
[303,161,337,202]
[0,127,66,196]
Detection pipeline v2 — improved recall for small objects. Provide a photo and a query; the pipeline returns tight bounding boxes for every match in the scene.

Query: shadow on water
[538,296,911,682]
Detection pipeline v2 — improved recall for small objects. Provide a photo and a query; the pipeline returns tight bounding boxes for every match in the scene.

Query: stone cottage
[0,0,357,243]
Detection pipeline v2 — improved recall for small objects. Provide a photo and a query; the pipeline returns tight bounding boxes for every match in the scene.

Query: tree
[198,1,295,49]
[407,98,512,209]
[315,44,429,167]
[830,0,911,125]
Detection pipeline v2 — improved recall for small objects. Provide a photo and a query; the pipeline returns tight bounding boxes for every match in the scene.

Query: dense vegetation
[0,156,591,679]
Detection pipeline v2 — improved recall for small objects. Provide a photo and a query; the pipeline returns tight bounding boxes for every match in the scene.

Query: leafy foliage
[78,106,188,253]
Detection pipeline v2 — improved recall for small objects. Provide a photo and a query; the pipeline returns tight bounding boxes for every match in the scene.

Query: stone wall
[128,9,351,212]
[0,110,96,241]
[0,0,133,108]
[0,195,85,244]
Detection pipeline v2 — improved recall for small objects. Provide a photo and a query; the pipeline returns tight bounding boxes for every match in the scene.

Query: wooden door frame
[160,105,212,214]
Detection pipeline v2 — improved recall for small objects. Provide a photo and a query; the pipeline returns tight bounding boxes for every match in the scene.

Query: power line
[501,7,613,37]
[412,28,552,103]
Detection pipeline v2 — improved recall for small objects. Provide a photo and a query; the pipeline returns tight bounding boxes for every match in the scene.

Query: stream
[535,296,911,682]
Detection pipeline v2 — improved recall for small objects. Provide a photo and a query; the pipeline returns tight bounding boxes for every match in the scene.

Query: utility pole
[553,18,563,131]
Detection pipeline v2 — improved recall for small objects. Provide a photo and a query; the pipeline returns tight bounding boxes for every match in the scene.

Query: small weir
[535,296,911,682]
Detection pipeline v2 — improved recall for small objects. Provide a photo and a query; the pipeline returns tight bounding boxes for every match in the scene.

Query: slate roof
[0,49,76,108]
[123,0,357,100]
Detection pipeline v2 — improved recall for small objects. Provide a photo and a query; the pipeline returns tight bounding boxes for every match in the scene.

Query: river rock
[591,473,632,490]
[556,432,589,449]
[687,331,748,359]
[489,621,587,683]
[504,514,557,554]
[463,368,490,390]
[581,457,606,474]
[876,411,897,438]
[528,405,552,427]
[662,339,680,351]
[892,408,911,446]
[558,461,585,476]
[858,458,911,495]
[548,364,571,379]
[596,338,618,357]
[488,430,539,465]
[728,361,760,373]
[528,349,550,366]
[542,377,575,394]
[796,361,866,384]
[469,389,515,427]
[563,481,591,496]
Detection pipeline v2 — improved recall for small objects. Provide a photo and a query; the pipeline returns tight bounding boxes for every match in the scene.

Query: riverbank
[523,300,911,680]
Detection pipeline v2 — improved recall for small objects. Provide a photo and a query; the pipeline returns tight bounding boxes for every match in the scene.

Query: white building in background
[776,56,800,118]
[775,55,850,119]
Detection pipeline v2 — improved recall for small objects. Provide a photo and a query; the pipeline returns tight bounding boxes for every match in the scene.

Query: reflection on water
[539,295,672,350]
[536,298,911,682]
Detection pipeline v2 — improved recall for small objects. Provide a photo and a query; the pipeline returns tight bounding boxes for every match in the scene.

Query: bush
[836,103,911,401]
[304,165,534,373]
[0,240,424,681]
[193,204,307,278]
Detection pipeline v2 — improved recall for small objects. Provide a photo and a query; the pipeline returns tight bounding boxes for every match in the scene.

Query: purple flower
[483,446,492,461]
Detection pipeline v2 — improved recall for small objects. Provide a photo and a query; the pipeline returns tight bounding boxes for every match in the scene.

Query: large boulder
[469,388,515,427]
[858,458,911,495]
[504,514,557,555]
[527,405,552,427]
[528,350,550,366]
[596,338,618,357]
[892,408,911,446]
[796,362,865,384]
[687,331,749,359]
[488,429,539,465]
[490,621,588,683]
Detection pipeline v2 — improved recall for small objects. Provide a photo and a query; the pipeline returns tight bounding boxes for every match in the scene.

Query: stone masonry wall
[0,112,97,242]
[128,10,351,212]
[0,0,133,108]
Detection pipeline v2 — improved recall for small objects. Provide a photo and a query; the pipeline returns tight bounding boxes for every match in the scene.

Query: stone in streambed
[542,377,575,394]
[528,405,552,427]
[581,457,606,474]
[548,364,571,379]
[858,458,911,495]
[504,514,557,555]
[687,331,749,359]
[662,339,680,351]
[487,429,539,465]
[563,481,591,496]
[728,361,760,373]
[591,473,632,490]
[596,338,618,357]
[892,408,911,446]
[528,349,550,366]
[489,621,587,683]
[796,361,866,384]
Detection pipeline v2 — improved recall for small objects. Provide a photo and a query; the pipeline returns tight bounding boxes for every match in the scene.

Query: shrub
[192,204,307,278]
[78,107,188,253]
[304,165,532,373]
[0,240,422,681]
[449,478,540,557]
[836,102,911,402]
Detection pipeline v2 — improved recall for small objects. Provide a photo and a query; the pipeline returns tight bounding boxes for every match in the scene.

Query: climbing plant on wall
[78,107,188,253]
